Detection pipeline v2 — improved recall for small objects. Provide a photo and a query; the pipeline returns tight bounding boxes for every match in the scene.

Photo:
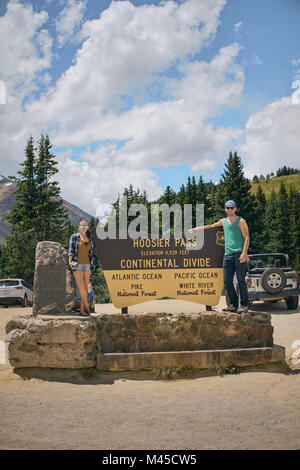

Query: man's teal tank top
[223,216,245,255]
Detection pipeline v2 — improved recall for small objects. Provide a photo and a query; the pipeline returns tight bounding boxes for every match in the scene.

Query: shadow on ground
[249,301,300,315]
[10,360,297,385]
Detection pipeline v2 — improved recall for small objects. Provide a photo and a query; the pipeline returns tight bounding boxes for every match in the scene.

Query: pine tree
[5,136,39,283]
[264,190,279,253]
[215,151,256,246]
[251,184,266,253]
[289,187,300,268]
[207,183,217,224]
[175,184,186,208]
[158,186,176,206]
[185,176,198,226]
[113,185,150,235]
[3,134,69,284]
[275,182,292,256]
[197,175,211,224]
[35,133,68,242]
[7,135,37,236]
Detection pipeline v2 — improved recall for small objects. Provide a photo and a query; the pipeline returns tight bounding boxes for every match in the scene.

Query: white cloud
[0,0,248,215]
[238,88,300,177]
[25,2,241,169]
[0,0,249,216]
[56,0,86,46]
[57,150,162,217]
[26,0,227,130]
[0,1,51,94]
[0,1,52,176]
[291,58,300,66]
[234,21,242,32]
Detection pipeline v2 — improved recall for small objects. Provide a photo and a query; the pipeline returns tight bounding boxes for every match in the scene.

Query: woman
[68,220,96,316]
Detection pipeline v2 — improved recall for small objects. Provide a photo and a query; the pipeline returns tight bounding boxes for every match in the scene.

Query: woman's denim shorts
[76,263,91,272]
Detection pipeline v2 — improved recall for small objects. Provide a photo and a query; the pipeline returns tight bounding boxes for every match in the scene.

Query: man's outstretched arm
[189,219,224,233]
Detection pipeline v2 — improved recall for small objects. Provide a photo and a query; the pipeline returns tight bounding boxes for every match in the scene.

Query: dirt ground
[0,297,299,450]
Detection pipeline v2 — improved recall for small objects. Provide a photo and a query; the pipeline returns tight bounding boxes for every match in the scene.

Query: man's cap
[225,200,236,208]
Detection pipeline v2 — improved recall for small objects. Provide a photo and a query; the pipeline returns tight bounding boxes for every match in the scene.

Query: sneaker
[222,304,238,312]
[237,306,248,314]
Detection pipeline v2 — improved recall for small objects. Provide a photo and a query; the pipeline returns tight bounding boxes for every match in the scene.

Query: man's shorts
[76,263,91,272]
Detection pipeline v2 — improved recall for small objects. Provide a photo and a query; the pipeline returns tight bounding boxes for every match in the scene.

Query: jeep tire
[285,296,299,310]
[261,268,286,294]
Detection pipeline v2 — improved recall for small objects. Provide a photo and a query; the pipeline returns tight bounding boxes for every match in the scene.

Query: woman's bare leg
[83,271,91,313]
[73,271,89,314]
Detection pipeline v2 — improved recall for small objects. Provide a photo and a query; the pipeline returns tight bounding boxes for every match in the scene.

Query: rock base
[5,311,285,371]
[97,346,285,371]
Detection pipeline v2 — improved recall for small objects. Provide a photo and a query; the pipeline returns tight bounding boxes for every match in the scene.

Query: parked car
[0,278,33,307]
[73,281,95,313]
[226,253,300,310]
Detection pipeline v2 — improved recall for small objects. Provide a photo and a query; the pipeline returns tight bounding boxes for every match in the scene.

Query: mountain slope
[250,174,300,196]
[0,175,93,244]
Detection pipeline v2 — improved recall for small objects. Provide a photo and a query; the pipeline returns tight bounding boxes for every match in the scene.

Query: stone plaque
[37,264,66,302]
[33,241,76,315]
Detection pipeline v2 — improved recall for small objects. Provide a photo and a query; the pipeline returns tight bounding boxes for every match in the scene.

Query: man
[190,200,250,313]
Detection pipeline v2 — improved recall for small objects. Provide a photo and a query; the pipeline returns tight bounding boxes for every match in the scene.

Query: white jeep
[226,253,299,310]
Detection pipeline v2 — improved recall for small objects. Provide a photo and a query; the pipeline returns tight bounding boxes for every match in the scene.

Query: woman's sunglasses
[80,225,89,229]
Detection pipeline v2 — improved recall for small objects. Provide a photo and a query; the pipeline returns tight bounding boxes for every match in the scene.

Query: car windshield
[0,280,20,287]
[248,255,287,269]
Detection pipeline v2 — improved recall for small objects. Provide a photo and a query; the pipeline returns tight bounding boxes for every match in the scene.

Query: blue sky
[0,0,299,216]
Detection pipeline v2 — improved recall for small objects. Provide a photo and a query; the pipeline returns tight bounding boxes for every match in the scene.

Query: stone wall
[6,316,96,368]
[96,311,273,353]
[6,311,277,370]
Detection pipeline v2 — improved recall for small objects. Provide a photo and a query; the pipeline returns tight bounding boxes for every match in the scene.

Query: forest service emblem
[216,231,225,246]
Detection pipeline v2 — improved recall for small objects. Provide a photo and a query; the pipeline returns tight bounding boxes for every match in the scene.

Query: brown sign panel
[92,227,224,308]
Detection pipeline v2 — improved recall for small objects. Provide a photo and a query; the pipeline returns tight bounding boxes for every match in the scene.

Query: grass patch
[223,363,245,375]
[152,364,196,380]
[211,362,245,376]
[250,174,300,197]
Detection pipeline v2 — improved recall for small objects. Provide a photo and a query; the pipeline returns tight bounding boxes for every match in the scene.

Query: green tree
[251,184,266,253]
[5,136,39,283]
[158,185,176,206]
[7,135,37,235]
[215,151,256,243]
[289,188,300,270]
[3,134,68,285]
[275,182,292,256]
[35,133,68,242]
[185,176,198,226]
[197,175,211,224]
[113,185,150,235]
[264,190,279,253]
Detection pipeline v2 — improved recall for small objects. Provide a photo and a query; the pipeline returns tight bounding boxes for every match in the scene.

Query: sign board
[92,227,224,308]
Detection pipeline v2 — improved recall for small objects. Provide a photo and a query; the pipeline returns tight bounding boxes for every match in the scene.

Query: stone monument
[33,241,76,315]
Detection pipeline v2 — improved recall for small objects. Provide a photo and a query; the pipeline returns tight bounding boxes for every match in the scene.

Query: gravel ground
[0,297,299,450]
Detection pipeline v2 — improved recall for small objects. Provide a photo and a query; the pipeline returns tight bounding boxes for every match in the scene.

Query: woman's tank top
[77,239,91,264]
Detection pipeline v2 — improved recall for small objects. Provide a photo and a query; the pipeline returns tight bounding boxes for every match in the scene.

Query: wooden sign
[92,227,224,308]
